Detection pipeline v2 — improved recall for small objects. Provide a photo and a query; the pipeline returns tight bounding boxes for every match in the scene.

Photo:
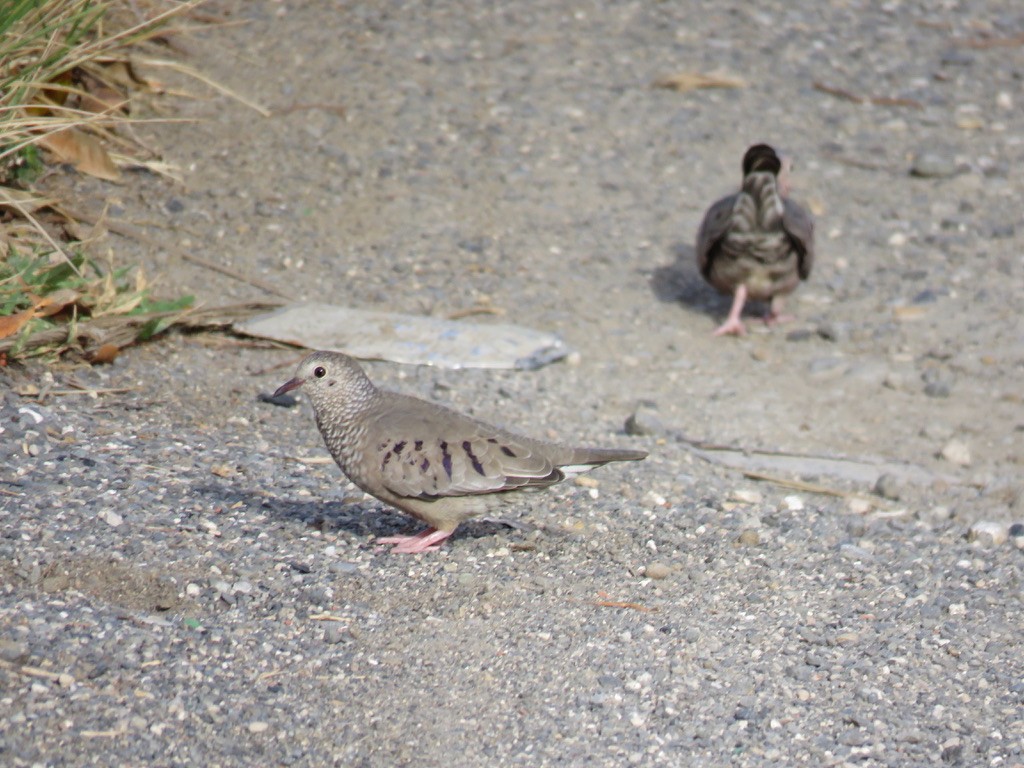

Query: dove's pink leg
[376,528,453,554]
[713,284,748,336]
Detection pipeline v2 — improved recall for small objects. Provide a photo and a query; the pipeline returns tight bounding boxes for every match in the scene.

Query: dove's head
[273,350,377,416]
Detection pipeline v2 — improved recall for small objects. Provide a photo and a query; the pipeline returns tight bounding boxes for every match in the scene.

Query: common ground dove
[695,143,815,336]
[273,351,647,553]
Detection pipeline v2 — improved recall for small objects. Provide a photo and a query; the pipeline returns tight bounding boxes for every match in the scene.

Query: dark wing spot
[487,437,498,444]
[381,452,392,471]
[500,445,517,458]
[439,441,453,479]
[462,440,486,476]
[393,440,406,456]
[420,458,430,472]
[414,440,423,451]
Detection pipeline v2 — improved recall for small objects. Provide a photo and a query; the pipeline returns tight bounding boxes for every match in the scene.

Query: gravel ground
[3,0,1023,765]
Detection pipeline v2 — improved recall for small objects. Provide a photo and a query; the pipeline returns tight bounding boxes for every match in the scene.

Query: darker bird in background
[274,351,647,553]
[695,143,815,336]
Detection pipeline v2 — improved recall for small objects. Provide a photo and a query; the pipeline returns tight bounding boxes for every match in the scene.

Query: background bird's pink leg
[376,528,453,554]
[714,284,748,336]
[765,295,795,326]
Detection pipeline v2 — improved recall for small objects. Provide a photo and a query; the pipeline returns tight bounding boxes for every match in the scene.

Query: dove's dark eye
[314,366,327,378]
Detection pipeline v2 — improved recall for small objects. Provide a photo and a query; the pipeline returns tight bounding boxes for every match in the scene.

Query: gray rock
[967,521,1008,547]
[873,473,902,501]
[910,152,958,178]
[0,639,30,664]
[624,406,665,437]
[940,439,971,467]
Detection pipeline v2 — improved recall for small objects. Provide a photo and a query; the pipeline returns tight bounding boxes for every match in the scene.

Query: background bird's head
[742,144,782,177]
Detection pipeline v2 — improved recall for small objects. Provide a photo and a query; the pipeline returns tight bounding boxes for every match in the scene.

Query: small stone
[940,737,963,763]
[923,379,952,398]
[847,497,873,515]
[185,583,202,598]
[737,529,760,547]
[808,357,846,379]
[940,439,971,466]
[783,495,804,511]
[839,543,874,562]
[98,509,123,527]
[873,473,902,501]
[922,368,954,398]
[816,321,849,343]
[624,406,664,437]
[324,624,347,645]
[0,639,30,664]
[882,370,909,391]
[248,721,269,734]
[730,489,762,504]
[910,152,958,178]
[785,329,813,342]
[947,603,966,617]
[233,580,253,595]
[645,562,672,580]
[1008,522,1024,537]
[967,521,1008,547]
[918,506,952,524]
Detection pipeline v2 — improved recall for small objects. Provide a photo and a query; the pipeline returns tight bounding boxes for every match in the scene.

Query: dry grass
[0,0,205,361]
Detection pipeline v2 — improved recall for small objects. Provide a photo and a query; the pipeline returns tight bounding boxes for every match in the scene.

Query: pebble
[910,152,958,178]
[729,489,763,504]
[808,357,847,379]
[921,368,953,398]
[624,406,665,437]
[917,506,952,524]
[248,721,269,734]
[737,529,760,546]
[98,509,123,527]
[324,624,347,644]
[783,495,804,511]
[967,521,1008,547]
[940,439,971,467]
[816,321,850,343]
[847,497,874,515]
[873,473,902,501]
[645,562,672,580]
[839,543,875,562]
[0,638,30,664]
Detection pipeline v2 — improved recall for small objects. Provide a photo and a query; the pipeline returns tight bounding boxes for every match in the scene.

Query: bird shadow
[191,481,531,549]
[649,241,725,321]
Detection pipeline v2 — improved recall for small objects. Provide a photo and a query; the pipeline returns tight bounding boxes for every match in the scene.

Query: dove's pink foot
[376,528,453,554]
[713,285,748,336]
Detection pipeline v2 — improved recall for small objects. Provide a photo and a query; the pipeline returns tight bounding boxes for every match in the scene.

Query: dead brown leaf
[653,71,746,92]
[34,288,81,317]
[0,308,37,340]
[87,342,120,364]
[37,128,121,181]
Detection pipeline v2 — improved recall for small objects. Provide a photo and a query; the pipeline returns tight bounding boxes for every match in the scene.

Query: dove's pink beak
[273,377,304,398]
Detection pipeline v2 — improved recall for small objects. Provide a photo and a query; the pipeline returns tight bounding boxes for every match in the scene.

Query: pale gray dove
[274,351,647,553]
